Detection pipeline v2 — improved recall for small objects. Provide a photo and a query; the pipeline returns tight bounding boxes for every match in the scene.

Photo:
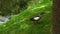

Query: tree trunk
[53,0,60,34]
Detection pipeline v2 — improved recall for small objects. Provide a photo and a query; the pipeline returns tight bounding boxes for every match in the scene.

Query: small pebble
[33,16,40,21]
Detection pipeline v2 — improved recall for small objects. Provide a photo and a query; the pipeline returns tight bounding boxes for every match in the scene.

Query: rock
[0,16,10,24]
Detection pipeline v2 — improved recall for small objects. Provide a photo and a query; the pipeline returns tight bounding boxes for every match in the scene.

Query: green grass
[0,0,52,34]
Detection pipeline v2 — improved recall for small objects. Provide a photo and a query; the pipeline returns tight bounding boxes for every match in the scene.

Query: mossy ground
[0,0,52,34]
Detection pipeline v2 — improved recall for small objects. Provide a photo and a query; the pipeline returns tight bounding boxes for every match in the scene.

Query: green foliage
[0,0,52,34]
[0,0,30,16]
